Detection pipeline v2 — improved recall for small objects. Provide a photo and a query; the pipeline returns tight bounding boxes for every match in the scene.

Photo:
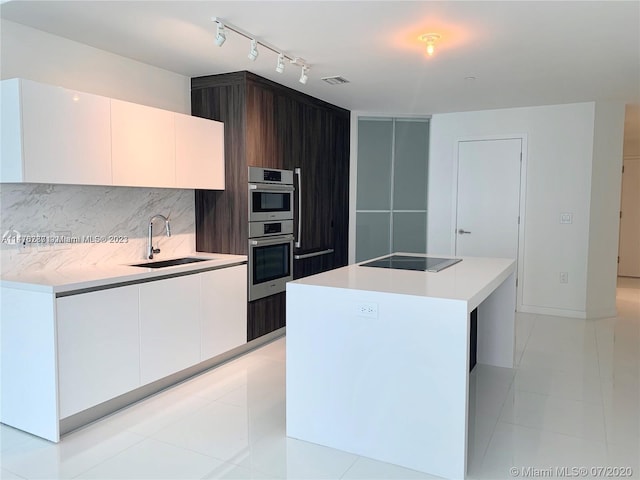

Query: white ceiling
[1,0,639,120]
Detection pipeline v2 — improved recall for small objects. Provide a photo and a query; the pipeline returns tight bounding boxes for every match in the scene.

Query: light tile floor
[2,278,638,479]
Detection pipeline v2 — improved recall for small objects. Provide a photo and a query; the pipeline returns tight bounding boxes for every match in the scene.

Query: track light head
[248,39,259,61]
[276,53,285,73]
[210,17,310,86]
[299,65,309,84]
[214,21,226,47]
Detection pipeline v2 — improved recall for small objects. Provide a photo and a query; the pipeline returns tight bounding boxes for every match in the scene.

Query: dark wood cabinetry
[192,71,350,341]
[247,292,287,341]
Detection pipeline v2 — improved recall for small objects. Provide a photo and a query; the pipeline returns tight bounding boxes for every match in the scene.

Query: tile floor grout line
[67,433,148,480]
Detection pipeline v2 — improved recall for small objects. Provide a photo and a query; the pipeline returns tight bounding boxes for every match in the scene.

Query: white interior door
[618,157,640,277]
[455,139,522,259]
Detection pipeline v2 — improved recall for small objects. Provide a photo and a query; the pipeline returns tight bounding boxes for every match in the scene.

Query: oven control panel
[249,220,294,238]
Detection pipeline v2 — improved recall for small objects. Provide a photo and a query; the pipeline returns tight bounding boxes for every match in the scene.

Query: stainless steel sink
[131,257,211,268]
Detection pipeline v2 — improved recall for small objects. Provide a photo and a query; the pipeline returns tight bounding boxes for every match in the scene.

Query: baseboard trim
[518,304,587,319]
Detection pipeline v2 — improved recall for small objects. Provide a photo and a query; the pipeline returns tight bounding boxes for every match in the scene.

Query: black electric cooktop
[360,255,462,272]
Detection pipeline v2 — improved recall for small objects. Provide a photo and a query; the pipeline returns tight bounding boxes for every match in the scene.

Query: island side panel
[476,271,516,368]
[286,282,470,479]
[0,287,59,441]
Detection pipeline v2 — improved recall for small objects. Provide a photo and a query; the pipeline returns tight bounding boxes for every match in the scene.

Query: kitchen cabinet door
[283,102,350,278]
[247,292,286,342]
[246,83,279,168]
[2,79,112,185]
[200,265,247,360]
[56,285,140,418]
[111,99,175,188]
[330,112,351,269]
[139,275,201,384]
[290,104,335,254]
[175,114,225,189]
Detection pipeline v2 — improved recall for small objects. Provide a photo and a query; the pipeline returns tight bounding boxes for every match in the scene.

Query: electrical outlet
[560,272,569,284]
[357,302,378,318]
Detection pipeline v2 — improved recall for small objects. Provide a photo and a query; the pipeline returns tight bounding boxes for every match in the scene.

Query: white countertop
[1,253,247,294]
[289,254,516,310]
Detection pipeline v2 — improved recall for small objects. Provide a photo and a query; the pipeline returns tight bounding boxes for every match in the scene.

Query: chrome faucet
[147,214,171,259]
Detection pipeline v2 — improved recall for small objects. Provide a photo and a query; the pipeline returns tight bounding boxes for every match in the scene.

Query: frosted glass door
[356,117,429,262]
[393,121,428,210]
[393,212,426,254]
[356,212,390,262]
[356,120,392,210]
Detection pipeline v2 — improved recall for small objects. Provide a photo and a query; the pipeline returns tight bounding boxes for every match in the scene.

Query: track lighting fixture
[299,65,309,84]
[248,39,259,61]
[276,53,285,73]
[211,17,311,85]
[214,21,226,47]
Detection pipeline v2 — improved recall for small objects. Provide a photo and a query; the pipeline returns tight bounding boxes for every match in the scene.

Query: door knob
[458,229,472,234]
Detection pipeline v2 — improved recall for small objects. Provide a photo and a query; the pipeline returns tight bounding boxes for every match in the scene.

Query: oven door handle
[249,183,294,191]
[295,167,302,249]
[249,235,294,246]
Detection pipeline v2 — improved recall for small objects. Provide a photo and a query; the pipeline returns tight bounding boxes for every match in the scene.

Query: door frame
[618,155,640,277]
[450,134,529,311]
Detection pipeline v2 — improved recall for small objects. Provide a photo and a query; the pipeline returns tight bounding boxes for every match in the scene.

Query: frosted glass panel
[356,120,393,210]
[355,117,430,263]
[393,212,426,254]
[393,121,429,210]
[356,212,390,262]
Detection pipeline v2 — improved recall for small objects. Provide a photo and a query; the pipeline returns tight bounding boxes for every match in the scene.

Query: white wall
[428,102,624,318]
[586,102,625,317]
[0,21,196,274]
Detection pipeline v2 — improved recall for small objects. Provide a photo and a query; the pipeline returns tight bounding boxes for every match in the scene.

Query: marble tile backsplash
[1,183,196,274]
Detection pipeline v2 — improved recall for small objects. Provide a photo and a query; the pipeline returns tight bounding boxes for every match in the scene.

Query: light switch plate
[560,213,573,224]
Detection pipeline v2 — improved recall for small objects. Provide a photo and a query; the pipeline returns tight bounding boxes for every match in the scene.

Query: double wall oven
[248,167,294,301]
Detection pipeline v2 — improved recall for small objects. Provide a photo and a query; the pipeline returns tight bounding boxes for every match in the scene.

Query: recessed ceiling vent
[322,76,350,85]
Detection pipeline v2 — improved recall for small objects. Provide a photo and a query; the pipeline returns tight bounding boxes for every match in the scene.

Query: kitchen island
[285,254,516,479]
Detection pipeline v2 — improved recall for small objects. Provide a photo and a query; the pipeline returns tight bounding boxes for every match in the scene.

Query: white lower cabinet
[139,274,201,385]
[1,262,248,442]
[56,285,140,418]
[201,264,247,360]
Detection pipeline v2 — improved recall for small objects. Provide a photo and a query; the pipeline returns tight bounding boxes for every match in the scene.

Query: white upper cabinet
[1,78,225,190]
[111,99,176,188]
[175,114,225,190]
[1,78,112,185]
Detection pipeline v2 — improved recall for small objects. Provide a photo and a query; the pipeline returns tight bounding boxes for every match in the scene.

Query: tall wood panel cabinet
[191,71,350,341]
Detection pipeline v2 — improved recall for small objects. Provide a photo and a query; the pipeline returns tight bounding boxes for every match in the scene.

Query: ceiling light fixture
[214,21,226,47]
[420,33,441,56]
[276,53,285,73]
[248,39,259,61]
[211,17,311,84]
